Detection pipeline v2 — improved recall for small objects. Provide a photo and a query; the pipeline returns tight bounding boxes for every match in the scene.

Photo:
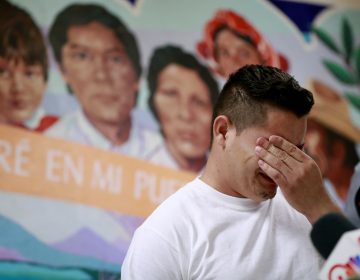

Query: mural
[0,0,360,278]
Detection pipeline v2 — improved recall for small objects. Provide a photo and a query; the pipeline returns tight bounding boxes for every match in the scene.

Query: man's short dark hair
[213,64,314,135]
[147,45,219,120]
[0,0,48,80]
[48,3,141,78]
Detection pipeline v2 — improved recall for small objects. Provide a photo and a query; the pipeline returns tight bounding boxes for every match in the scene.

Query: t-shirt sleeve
[121,227,183,280]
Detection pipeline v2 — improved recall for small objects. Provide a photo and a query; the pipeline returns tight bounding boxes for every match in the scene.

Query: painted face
[154,64,213,165]
[304,119,328,175]
[0,58,46,125]
[215,28,262,78]
[220,109,307,202]
[61,22,139,125]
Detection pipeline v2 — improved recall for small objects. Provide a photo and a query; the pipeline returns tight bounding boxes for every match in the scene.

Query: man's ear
[213,115,232,148]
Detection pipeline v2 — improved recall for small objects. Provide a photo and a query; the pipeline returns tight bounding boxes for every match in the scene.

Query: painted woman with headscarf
[197,9,288,79]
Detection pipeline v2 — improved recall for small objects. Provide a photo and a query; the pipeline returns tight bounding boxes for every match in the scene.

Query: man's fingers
[257,159,286,187]
[255,145,292,178]
[268,135,307,162]
[256,137,298,170]
[267,144,293,169]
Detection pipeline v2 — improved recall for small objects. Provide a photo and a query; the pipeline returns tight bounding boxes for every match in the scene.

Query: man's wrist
[307,201,342,225]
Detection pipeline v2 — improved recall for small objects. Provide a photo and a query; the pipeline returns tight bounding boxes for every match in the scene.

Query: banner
[0,125,194,216]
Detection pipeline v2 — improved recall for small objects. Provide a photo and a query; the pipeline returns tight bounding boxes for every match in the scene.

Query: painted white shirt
[145,134,208,173]
[324,178,345,210]
[25,107,46,129]
[344,163,360,227]
[145,136,180,170]
[45,109,160,158]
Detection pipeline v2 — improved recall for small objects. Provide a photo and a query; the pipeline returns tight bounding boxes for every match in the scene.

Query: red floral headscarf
[197,9,289,75]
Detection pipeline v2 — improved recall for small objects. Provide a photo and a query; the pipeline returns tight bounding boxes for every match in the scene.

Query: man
[0,0,57,132]
[46,4,155,157]
[122,65,339,279]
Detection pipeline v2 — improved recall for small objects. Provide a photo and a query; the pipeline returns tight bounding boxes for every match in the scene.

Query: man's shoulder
[140,180,198,229]
[272,190,312,228]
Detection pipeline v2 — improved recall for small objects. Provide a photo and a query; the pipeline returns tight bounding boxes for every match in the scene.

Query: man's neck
[200,152,224,192]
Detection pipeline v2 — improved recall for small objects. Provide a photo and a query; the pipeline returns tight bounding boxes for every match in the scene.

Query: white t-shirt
[122,178,322,280]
